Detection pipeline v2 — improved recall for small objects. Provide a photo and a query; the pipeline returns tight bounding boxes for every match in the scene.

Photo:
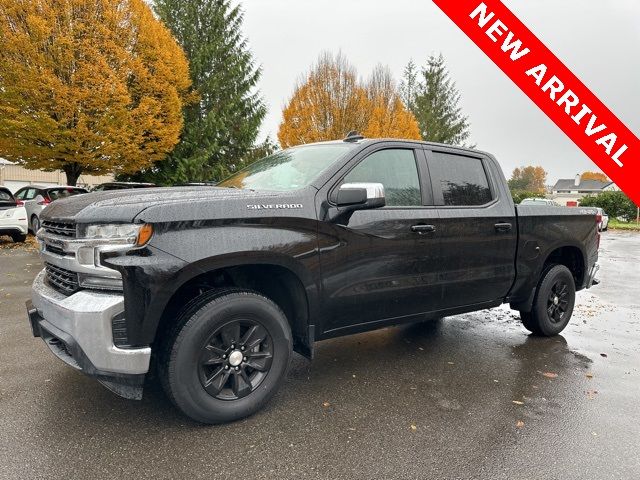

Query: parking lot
[0,231,639,480]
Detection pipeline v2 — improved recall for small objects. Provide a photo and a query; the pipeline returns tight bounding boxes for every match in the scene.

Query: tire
[520,264,575,336]
[31,215,40,234]
[158,289,292,424]
[11,233,27,243]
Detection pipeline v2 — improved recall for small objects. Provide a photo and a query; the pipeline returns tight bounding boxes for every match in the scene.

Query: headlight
[82,223,153,246]
[85,224,140,242]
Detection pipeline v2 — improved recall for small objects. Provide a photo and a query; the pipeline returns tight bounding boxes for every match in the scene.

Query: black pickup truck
[27,135,600,423]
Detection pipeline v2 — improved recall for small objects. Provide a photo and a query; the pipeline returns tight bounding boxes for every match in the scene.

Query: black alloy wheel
[546,280,570,324]
[159,289,292,424]
[520,264,576,336]
[198,319,273,400]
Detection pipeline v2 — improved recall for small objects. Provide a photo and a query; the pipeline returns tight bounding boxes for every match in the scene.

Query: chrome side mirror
[336,182,386,210]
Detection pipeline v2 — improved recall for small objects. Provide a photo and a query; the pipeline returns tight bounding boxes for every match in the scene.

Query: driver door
[318,146,442,334]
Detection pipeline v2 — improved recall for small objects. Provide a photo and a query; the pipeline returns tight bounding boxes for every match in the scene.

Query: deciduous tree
[508,166,548,194]
[278,53,420,147]
[363,65,421,139]
[580,171,609,182]
[0,0,192,185]
[278,52,369,147]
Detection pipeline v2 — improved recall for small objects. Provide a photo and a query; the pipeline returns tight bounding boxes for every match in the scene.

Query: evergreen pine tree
[405,54,472,146]
[399,59,419,113]
[148,0,266,183]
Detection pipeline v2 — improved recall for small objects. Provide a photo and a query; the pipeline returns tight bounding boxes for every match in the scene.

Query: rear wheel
[520,264,575,336]
[159,289,292,424]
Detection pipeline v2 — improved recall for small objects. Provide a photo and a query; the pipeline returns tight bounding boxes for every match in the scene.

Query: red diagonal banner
[432,0,639,206]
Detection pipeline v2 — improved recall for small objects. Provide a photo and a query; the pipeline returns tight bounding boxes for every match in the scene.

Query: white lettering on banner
[472,3,628,168]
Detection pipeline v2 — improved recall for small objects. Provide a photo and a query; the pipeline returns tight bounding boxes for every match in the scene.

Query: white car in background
[0,186,28,242]
[596,208,609,231]
[519,198,562,206]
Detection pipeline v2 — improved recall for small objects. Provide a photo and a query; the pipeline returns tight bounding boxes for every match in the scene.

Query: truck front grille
[45,262,81,295]
[45,244,67,256]
[42,220,77,238]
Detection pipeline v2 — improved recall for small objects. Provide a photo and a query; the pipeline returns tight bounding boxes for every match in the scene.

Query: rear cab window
[426,151,493,206]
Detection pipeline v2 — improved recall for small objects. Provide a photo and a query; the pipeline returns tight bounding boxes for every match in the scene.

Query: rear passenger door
[425,148,517,308]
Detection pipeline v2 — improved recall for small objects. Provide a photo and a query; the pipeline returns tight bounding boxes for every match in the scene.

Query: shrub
[579,191,639,221]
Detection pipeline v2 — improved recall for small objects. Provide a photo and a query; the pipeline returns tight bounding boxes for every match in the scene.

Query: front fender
[113,220,322,346]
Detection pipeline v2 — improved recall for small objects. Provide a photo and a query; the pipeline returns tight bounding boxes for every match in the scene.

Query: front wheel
[31,215,40,234]
[520,264,576,336]
[159,289,292,424]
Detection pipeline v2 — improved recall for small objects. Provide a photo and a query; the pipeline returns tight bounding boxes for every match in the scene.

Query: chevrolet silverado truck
[27,135,600,423]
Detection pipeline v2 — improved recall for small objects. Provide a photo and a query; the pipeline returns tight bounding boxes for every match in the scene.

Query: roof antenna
[344,131,364,142]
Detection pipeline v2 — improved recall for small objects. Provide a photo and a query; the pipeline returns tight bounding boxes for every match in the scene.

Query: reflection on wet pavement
[0,232,638,479]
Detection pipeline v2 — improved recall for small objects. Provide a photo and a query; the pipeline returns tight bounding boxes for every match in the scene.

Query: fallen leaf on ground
[586,373,594,379]
[512,400,524,405]
[322,401,330,408]
[516,421,525,428]
[410,424,417,431]
[542,372,558,378]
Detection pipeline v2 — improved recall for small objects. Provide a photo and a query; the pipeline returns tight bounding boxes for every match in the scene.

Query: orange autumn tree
[508,166,547,193]
[0,0,192,185]
[580,171,609,182]
[364,64,421,139]
[278,53,420,148]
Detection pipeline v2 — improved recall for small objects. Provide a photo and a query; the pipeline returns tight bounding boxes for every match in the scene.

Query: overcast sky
[240,0,638,183]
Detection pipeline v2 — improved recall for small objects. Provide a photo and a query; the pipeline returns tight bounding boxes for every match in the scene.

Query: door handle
[494,222,512,232]
[411,224,436,234]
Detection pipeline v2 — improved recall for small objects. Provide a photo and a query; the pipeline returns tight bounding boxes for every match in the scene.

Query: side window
[16,188,36,200]
[342,149,421,207]
[427,152,493,206]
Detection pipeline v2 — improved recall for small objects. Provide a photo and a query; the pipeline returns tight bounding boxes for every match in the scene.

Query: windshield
[218,143,355,191]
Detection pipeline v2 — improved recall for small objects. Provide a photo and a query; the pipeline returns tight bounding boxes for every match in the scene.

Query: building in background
[0,158,113,192]
[551,174,619,206]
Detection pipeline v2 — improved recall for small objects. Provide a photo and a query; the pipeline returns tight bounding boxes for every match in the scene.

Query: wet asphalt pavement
[0,232,639,480]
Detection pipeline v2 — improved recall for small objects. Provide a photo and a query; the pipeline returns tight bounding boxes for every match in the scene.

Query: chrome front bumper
[29,269,151,376]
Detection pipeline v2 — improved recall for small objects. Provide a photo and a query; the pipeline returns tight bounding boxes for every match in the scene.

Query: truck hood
[40,187,300,224]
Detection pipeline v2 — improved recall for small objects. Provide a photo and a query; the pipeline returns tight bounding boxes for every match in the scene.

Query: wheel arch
[542,244,586,290]
[510,242,586,313]
[150,253,316,358]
